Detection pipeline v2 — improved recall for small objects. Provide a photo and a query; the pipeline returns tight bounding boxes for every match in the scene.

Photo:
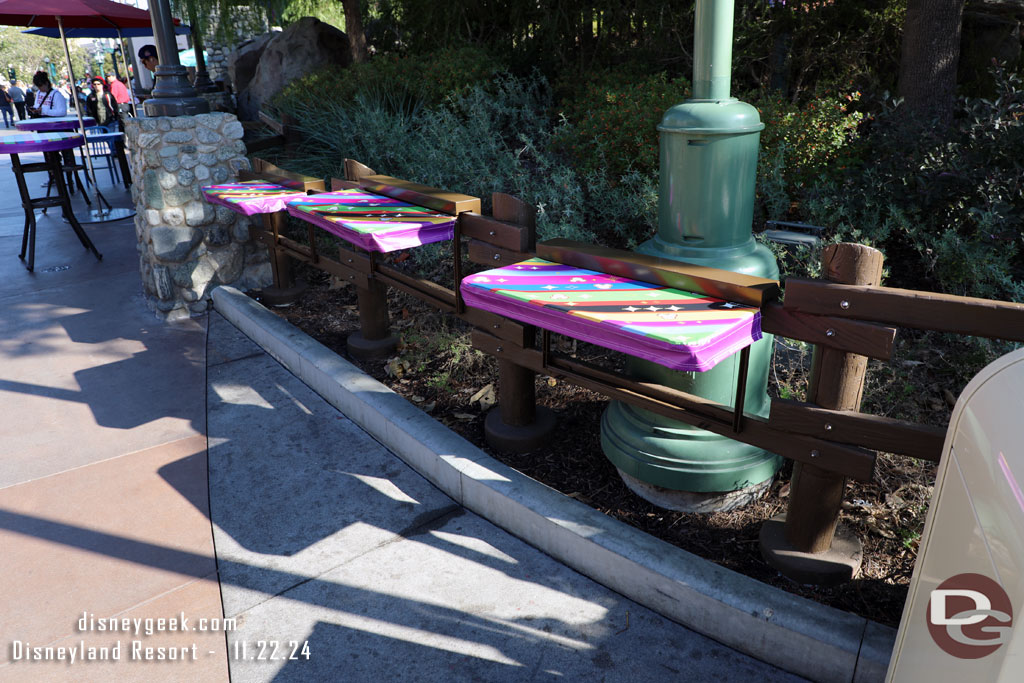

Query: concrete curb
[212,285,895,683]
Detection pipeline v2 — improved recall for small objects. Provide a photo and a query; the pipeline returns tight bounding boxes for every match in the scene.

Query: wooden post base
[759,513,863,586]
[346,331,399,361]
[483,405,557,454]
[258,281,308,307]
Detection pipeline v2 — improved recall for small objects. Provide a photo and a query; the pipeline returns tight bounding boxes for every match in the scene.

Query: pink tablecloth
[461,257,762,372]
[286,189,456,253]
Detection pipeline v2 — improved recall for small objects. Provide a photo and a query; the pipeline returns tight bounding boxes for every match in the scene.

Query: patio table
[286,188,457,253]
[0,132,102,271]
[15,115,96,132]
[460,257,763,372]
[15,116,97,199]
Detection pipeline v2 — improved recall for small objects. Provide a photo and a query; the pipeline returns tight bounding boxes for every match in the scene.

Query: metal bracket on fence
[762,221,824,248]
[732,345,751,433]
[453,217,465,314]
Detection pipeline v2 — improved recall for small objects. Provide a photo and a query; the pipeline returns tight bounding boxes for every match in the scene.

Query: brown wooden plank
[344,158,376,181]
[335,245,373,275]
[537,239,780,307]
[470,330,876,481]
[467,239,533,268]
[459,213,530,251]
[359,174,481,215]
[769,398,945,462]
[316,257,370,289]
[760,303,895,360]
[237,169,263,183]
[458,309,531,347]
[492,193,537,240]
[375,263,456,306]
[784,278,1024,341]
[244,136,287,155]
[330,178,362,191]
[305,252,531,345]
[257,110,285,135]
[242,158,324,192]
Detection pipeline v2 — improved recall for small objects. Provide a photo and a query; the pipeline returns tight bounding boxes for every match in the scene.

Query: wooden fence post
[257,210,308,306]
[340,160,399,360]
[483,194,557,452]
[759,242,884,585]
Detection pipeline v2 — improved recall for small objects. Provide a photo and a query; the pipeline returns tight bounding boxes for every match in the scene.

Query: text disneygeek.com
[7,612,308,664]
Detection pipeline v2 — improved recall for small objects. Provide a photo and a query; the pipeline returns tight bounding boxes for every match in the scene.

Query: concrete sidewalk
[0,147,891,681]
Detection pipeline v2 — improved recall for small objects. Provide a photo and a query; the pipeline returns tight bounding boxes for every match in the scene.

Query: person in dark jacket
[85,76,119,129]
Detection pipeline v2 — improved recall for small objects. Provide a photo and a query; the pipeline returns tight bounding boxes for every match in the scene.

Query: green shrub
[799,65,1024,300]
[271,46,502,114]
[752,89,864,223]
[554,68,691,179]
[755,90,864,187]
[275,69,658,272]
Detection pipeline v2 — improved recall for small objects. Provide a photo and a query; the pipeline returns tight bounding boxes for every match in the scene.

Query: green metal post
[601,0,782,508]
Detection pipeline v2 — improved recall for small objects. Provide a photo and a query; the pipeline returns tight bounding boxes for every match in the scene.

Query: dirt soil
[254,263,942,629]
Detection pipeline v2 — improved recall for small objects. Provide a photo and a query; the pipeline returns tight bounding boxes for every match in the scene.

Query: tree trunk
[342,0,369,64]
[898,0,966,124]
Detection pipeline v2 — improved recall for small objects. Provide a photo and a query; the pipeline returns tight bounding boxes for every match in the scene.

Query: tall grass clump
[275,68,658,270]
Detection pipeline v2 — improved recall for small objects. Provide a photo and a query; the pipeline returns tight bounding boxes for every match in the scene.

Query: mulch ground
[253,263,940,629]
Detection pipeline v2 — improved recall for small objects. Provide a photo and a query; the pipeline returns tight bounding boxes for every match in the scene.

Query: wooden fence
[239,157,1024,582]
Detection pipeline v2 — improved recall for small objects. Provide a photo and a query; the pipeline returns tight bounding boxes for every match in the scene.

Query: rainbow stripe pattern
[201,181,309,216]
[286,189,456,253]
[0,132,84,154]
[460,257,762,372]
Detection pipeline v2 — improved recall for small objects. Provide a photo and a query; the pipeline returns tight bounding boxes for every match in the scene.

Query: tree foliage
[169,0,347,46]
[0,27,91,84]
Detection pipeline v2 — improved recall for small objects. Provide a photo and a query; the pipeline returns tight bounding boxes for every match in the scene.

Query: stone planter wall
[125,112,271,321]
[206,44,228,84]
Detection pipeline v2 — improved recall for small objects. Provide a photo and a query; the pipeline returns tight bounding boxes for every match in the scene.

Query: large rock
[227,30,279,95]
[237,17,350,121]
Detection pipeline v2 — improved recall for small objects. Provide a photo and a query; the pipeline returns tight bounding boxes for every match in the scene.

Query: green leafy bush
[754,89,864,189]
[271,46,502,114]
[799,65,1024,300]
[274,69,657,271]
[554,68,691,179]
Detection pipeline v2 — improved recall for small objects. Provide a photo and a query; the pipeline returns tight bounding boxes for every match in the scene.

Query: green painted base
[600,233,782,495]
[601,399,782,493]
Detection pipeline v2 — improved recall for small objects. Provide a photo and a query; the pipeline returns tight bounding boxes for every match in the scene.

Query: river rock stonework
[125,112,271,321]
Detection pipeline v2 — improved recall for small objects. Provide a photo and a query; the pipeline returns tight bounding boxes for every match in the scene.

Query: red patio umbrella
[0,0,156,28]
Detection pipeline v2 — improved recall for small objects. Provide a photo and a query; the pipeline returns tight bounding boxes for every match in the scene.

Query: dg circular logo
[927,573,1013,658]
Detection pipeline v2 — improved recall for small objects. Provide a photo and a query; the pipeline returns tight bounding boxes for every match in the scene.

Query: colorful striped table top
[15,116,96,132]
[0,132,85,154]
[460,257,763,372]
[287,189,456,253]
[201,181,310,216]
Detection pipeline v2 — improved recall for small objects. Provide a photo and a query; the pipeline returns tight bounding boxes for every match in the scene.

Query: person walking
[0,85,14,127]
[8,80,25,120]
[86,77,119,129]
[24,85,35,116]
[107,75,132,117]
